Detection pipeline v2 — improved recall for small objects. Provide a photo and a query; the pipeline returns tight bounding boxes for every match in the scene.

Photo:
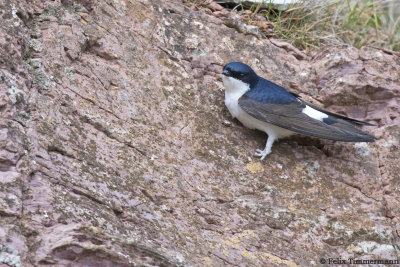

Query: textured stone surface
[0,0,399,266]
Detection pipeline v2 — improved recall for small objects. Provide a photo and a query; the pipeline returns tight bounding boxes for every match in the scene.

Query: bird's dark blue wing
[238,94,375,142]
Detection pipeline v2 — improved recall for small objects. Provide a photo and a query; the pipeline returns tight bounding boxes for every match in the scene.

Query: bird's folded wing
[300,100,375,126]
[238,95,375,142]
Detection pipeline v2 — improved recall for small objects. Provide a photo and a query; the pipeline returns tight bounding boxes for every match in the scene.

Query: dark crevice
[0,209,20,218]
[112,208,123,217]
[71,187,107,207]
[338,179,379,202]
[47,145,76,160]
[79,113,148,157]
[200,227,225,235]
[60,82,121,120]
[0,159,15,172]
[209,251,239,266]
[15,11,24,21]
[284,136,332,157]
[140,189,169,206]
[15,10,33,26]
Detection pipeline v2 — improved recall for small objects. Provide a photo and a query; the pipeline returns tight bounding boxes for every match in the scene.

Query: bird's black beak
[222,69,230,76]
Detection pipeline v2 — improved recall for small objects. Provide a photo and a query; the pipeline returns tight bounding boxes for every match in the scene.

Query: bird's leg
[255,135,276,160]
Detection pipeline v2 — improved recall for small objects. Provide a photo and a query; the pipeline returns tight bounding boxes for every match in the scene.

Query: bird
[221,61,375,160]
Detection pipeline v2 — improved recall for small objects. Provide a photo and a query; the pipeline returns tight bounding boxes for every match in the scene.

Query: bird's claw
[254,148,271,160]
[255,149,263,154]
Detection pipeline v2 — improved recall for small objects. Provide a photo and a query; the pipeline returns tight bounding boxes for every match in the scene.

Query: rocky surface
[0,0,399,266]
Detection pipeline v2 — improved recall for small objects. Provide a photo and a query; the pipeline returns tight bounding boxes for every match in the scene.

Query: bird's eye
[239,73,245,77]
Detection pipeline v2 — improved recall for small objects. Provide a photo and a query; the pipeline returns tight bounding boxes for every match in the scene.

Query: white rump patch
[302,105,328,121]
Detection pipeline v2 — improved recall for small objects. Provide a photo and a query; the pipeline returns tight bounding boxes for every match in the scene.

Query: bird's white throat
[222,76,250,118]
[222,76,250,94]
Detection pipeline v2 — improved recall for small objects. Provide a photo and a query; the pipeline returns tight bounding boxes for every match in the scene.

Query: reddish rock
[0,0,399,266]
[208,1,224,11]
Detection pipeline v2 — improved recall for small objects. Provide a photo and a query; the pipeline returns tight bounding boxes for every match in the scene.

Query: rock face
[0,0,399,266]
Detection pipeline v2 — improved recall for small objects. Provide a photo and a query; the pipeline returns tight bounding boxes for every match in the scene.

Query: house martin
[222,62,375,160]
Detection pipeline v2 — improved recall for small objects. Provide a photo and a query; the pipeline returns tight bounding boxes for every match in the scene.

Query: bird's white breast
[222,76,294,139]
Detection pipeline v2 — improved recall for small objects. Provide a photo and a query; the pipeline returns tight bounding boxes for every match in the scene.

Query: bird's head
[222,62,258,85]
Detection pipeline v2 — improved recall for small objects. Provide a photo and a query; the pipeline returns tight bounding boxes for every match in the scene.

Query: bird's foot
[254,148,271,160]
